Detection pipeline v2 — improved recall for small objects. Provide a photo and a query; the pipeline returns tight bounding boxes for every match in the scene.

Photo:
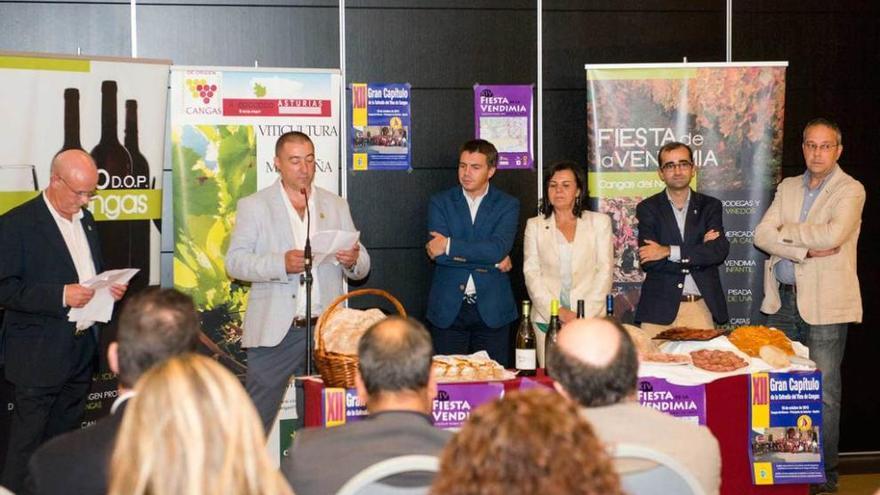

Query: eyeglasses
[660,160,694,171]
[803,142,839,153]
[57,175,97,199]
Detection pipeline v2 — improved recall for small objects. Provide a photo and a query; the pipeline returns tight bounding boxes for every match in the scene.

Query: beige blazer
[754,165,864,325]
[523,210,614,323]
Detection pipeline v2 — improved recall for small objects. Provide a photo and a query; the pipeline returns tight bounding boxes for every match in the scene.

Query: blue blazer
[635,189,729,326]
[426,186,519,329]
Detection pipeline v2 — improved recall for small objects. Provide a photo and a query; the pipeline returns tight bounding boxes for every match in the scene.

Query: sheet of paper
[309,230,360,265]
[68,268,140,324]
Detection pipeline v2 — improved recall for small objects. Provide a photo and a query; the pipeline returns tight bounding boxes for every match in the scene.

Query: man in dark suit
[24,288,200,495]
[635,141,729,336]
[283,316,451,495]
[0,150,127,491]
[425,139,519,365]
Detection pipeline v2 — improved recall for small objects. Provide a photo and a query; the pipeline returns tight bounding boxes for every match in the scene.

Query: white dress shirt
[278,181,321,317]
[44,193,97,330]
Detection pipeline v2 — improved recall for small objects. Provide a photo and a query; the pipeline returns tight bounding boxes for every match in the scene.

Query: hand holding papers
[309,230,360,266]
[68,268,139,332]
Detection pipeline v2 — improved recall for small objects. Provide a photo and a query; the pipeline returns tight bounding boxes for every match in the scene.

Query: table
[300,371,808,495]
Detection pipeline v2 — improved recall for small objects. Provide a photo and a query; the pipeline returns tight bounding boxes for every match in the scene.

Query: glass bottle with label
[544,299,561,374]
[606,294,615,319]
[59,88,84,153]
[514,300,536,376]
[91,80,134,272]
[124,99,151,292]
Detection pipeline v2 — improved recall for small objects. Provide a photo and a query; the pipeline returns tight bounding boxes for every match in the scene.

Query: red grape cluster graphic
[187,78,218,104]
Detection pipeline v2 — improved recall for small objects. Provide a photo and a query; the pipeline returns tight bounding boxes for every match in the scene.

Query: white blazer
[225,181,370,348]
[754,166,864,325]
[523,210,614,323]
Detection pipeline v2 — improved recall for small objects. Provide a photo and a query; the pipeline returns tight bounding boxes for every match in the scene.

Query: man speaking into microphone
[226,131,370,431]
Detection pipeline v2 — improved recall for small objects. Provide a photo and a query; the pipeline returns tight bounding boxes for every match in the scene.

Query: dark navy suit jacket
[0,195,103,387]
[426,186,519,329]
[635,189,729,325]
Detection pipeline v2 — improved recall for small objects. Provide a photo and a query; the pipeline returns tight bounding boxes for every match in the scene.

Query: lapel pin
[320,212,325,219]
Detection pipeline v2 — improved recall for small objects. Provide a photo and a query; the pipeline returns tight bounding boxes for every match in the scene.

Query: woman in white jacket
[523,161,614,366]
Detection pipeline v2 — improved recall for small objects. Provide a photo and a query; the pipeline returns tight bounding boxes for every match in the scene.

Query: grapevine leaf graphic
[253,83,267,97]
[172,124,258,376]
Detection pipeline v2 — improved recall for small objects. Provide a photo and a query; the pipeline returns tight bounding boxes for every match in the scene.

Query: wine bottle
[124,99,151,292]
[576,299,585,318]
[91,80,134,272]
[514,300,537,376]
[606,294,615,319]
[544,299,561,374]
[59,88,84,153]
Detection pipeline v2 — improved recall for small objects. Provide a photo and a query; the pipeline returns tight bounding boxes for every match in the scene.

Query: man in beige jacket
[754,118,865,495]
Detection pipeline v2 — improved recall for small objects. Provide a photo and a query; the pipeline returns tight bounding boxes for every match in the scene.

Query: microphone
[301,188,312,273]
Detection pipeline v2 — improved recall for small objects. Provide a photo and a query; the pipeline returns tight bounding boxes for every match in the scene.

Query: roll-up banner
[0,52,170,431]
[586,62,787,328]
[169,66,341,464]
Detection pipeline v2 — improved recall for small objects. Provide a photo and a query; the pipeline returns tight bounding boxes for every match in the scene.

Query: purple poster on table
[637,376,707,425]
[473,84,533,169]
[432,381,505,429]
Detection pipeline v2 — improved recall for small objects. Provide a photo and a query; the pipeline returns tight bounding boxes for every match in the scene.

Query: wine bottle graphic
[91,81,134,275]
[123,99,151,292]
[59,88,84,153]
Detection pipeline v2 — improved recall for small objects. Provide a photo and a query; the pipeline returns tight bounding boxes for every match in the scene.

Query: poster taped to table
[749,371,825,485]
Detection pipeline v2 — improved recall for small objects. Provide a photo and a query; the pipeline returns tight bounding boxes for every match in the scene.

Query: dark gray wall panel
[542,7,726,89]
[137,4,339,67]
[0,4,131,56]
[345,6,536,88]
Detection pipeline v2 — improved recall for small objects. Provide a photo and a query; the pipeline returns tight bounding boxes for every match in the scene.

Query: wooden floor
[839,473,880,494]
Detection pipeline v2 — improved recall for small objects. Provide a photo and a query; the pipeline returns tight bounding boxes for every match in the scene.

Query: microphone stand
[302,188,314,376]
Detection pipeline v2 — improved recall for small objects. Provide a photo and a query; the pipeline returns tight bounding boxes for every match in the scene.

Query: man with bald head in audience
[283,316,451,495]
[547,317,721,495]
[0,150,127,491]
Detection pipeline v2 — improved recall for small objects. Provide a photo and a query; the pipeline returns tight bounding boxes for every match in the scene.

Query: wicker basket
[314,288,406,388]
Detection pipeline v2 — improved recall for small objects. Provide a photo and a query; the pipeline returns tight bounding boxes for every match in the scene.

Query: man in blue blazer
[425,140,518,366]
[0,150,126,491]
[635,142,729,336]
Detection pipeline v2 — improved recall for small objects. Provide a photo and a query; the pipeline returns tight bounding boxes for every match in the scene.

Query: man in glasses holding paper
[755,119,864,495]
[0,150,127,491]
[634,141,729,336]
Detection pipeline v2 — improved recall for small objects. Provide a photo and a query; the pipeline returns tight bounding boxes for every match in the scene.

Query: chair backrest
[335,454,440,495]
[612,443,706,495]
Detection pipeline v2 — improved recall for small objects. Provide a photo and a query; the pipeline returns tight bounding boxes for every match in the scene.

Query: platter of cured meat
[652,327,724,341]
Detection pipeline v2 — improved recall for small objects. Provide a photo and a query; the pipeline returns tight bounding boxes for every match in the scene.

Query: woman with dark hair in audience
[524,160,614,366]
[431,388,622,495]
[107,354,293,495]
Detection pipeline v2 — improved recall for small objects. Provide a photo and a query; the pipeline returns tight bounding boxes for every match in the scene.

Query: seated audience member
[431,388,622,495]
[523,160,613,365]
[107,354,291,495]
[548,317,721,495]
[283,316,451,495]
[26,288,200,495]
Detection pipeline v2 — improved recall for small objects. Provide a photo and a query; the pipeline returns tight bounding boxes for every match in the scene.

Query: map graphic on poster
[474,84,533,169]
[586,63,787,326]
